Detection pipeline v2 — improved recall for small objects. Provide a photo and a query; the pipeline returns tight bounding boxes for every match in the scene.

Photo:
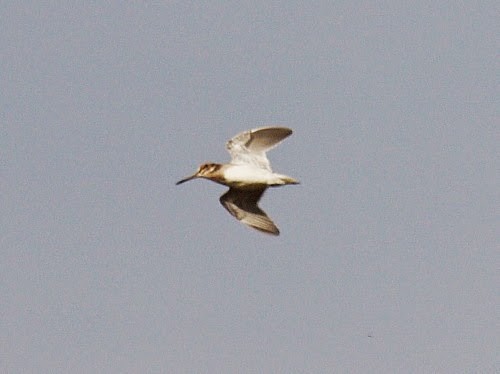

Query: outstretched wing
[226,127,292,171]
[219,188,279,235]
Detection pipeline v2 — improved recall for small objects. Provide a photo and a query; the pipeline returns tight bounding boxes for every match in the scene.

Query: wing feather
[226,127,292,171]
[219,188,279,235]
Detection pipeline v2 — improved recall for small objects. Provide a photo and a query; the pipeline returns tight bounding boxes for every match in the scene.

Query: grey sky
[2,1,498,373]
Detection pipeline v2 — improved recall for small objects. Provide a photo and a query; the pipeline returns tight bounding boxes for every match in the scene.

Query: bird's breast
[221,165,276,189]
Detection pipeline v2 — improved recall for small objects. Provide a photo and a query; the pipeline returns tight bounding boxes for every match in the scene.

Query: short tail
[280,175,300,185]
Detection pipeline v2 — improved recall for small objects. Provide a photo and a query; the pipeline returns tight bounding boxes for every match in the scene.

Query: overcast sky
[2,1,498,373]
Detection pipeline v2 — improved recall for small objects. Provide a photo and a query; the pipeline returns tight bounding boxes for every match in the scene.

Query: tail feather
[273,174,299,185]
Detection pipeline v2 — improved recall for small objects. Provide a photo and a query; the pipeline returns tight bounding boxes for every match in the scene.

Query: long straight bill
[176,174,197,185]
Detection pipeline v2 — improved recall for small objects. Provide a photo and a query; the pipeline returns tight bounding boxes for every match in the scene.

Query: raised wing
[219,188,279,235]
[226,127,292,171]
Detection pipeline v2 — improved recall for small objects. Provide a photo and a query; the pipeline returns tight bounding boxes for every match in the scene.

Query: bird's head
[176,163,222,185]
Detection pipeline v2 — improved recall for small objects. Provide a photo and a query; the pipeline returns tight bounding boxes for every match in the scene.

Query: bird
[176,126,299,235]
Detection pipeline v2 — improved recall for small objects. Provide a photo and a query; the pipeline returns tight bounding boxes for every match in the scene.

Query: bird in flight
[176,126,299,235]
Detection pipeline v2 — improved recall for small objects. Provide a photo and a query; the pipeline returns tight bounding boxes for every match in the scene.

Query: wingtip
[250,126,293,138]
[254,227,280,236]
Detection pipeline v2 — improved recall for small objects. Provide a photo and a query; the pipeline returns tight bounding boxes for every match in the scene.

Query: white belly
[223,165,278,188]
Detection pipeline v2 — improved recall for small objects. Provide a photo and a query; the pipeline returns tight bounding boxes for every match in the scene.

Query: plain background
[2,2,498,373]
